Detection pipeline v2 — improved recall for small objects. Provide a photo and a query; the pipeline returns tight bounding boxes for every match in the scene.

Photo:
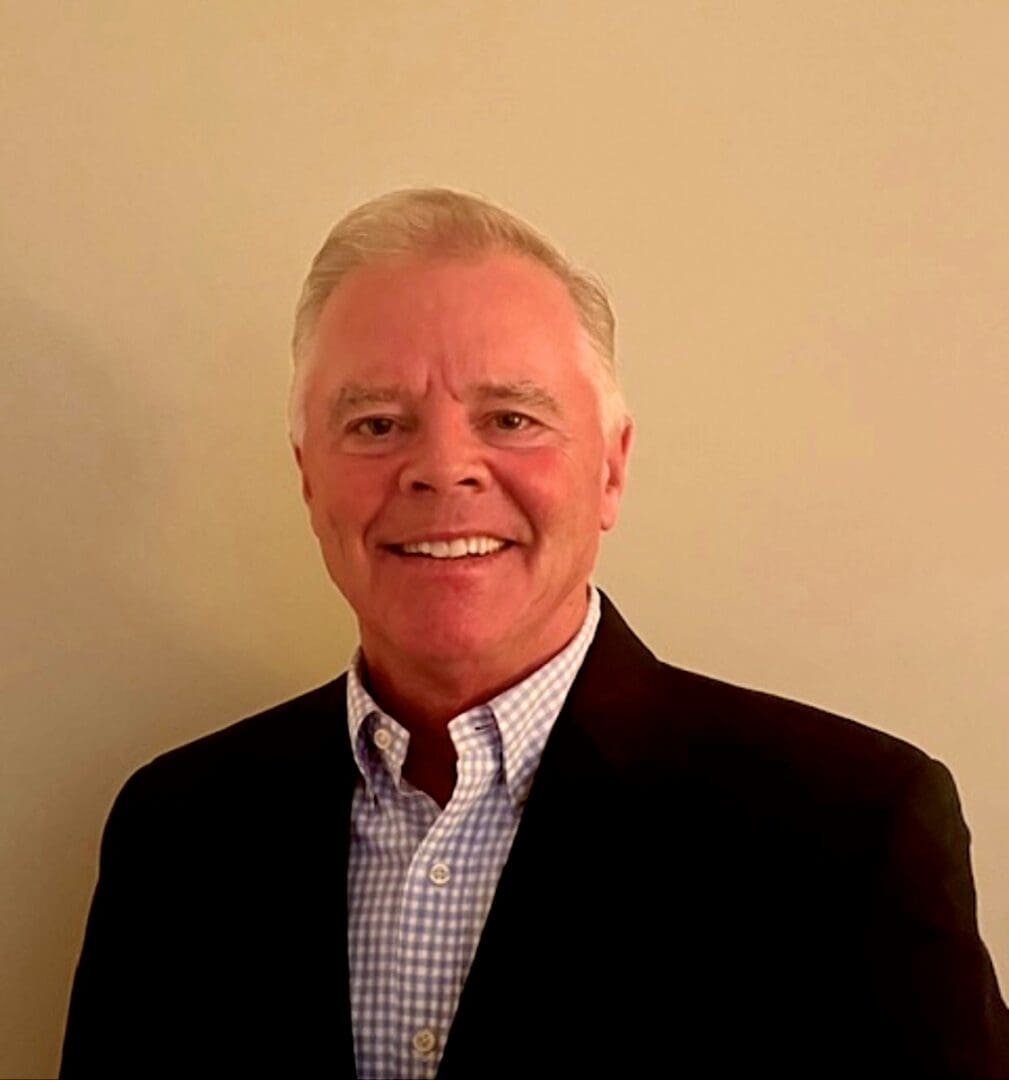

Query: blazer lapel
[437,593,687,1077]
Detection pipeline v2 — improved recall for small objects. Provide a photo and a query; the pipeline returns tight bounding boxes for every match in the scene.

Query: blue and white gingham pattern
[346,588,601,1080]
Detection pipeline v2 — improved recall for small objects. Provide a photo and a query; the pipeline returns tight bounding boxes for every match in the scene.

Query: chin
[396,610,504,665]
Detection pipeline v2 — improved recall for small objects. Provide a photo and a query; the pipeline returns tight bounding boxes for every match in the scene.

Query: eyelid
[488,409,543,429]
[345,414,402,435]
[342,409,544,438]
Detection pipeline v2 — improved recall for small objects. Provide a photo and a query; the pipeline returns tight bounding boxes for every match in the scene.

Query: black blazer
[62,595,1009,1078]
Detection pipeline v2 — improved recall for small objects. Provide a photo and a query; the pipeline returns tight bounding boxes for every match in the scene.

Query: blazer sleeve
[866,757,1009,1078]
[60,769,163,1078]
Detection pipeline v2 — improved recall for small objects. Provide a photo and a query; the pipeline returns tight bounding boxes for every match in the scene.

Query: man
[62,189,1009,1078]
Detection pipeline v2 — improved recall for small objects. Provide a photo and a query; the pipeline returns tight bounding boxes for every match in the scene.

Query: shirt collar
[345,586,601,810]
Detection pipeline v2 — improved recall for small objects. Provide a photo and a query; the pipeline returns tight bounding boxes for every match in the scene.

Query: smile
[390,536,509,559]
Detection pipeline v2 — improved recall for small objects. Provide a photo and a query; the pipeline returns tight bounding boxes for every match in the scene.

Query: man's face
[295,251,631,683]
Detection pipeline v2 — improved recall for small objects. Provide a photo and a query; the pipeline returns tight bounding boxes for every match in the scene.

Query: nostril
[401,465,487,494]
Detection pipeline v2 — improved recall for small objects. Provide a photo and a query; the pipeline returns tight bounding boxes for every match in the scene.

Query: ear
[600,417,633,532]
[293,443,313,504]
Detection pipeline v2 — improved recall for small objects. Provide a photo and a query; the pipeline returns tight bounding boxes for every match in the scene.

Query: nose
[398,415,490,495]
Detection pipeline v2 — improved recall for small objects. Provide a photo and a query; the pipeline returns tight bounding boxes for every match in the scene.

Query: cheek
[309,459,392,533]
[503,449,602,534]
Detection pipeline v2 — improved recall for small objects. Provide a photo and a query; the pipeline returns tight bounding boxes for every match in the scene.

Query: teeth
[400,536,506,559]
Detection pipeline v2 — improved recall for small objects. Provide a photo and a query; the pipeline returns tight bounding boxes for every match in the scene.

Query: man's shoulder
[586,594,938,809]
[118,676,349,811]
[652,657,933,793]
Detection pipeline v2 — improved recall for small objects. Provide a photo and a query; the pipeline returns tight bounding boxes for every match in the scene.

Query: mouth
[384,535,513,560]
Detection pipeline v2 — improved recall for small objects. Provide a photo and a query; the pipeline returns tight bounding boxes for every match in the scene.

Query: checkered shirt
[345,588,601,1080]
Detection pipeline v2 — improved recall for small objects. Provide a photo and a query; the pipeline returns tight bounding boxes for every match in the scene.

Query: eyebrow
[471,381,562,415]
[326,384,406,429]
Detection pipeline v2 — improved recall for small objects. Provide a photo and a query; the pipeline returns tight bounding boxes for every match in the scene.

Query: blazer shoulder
[119,676,349,809]
[638,657,948,819]
[588,595,936,804]
[660,658,926,759]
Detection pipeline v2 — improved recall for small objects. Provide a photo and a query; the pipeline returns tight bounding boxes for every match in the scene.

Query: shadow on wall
[0,295,316,1079]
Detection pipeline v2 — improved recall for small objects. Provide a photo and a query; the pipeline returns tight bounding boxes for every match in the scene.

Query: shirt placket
[394,715,501,1078]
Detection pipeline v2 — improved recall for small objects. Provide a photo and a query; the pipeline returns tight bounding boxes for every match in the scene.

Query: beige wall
[2,3,1006,1075]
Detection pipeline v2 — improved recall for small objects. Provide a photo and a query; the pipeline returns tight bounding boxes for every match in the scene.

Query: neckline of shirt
[345,586,602,811]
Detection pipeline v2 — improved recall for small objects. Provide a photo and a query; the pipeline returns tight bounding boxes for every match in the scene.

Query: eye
[491,411,535,432]
[349,416,397,438]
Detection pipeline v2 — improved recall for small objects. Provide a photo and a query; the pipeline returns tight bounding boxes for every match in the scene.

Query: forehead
[310,251,589,384]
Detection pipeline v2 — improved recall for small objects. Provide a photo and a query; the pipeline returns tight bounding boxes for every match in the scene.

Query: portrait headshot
[2,5,1007,1080]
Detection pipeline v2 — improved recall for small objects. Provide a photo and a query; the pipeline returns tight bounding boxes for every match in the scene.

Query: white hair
[289,187,627,447]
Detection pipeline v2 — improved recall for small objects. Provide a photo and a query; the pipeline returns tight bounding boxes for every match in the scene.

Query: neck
[362,647,568,809]
[361,648,549,734]
[356,587,592,804]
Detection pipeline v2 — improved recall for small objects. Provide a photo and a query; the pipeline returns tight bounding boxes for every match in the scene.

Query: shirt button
[412,1027,437,1055]
[373,727,393,751]
[428,862,451,886]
